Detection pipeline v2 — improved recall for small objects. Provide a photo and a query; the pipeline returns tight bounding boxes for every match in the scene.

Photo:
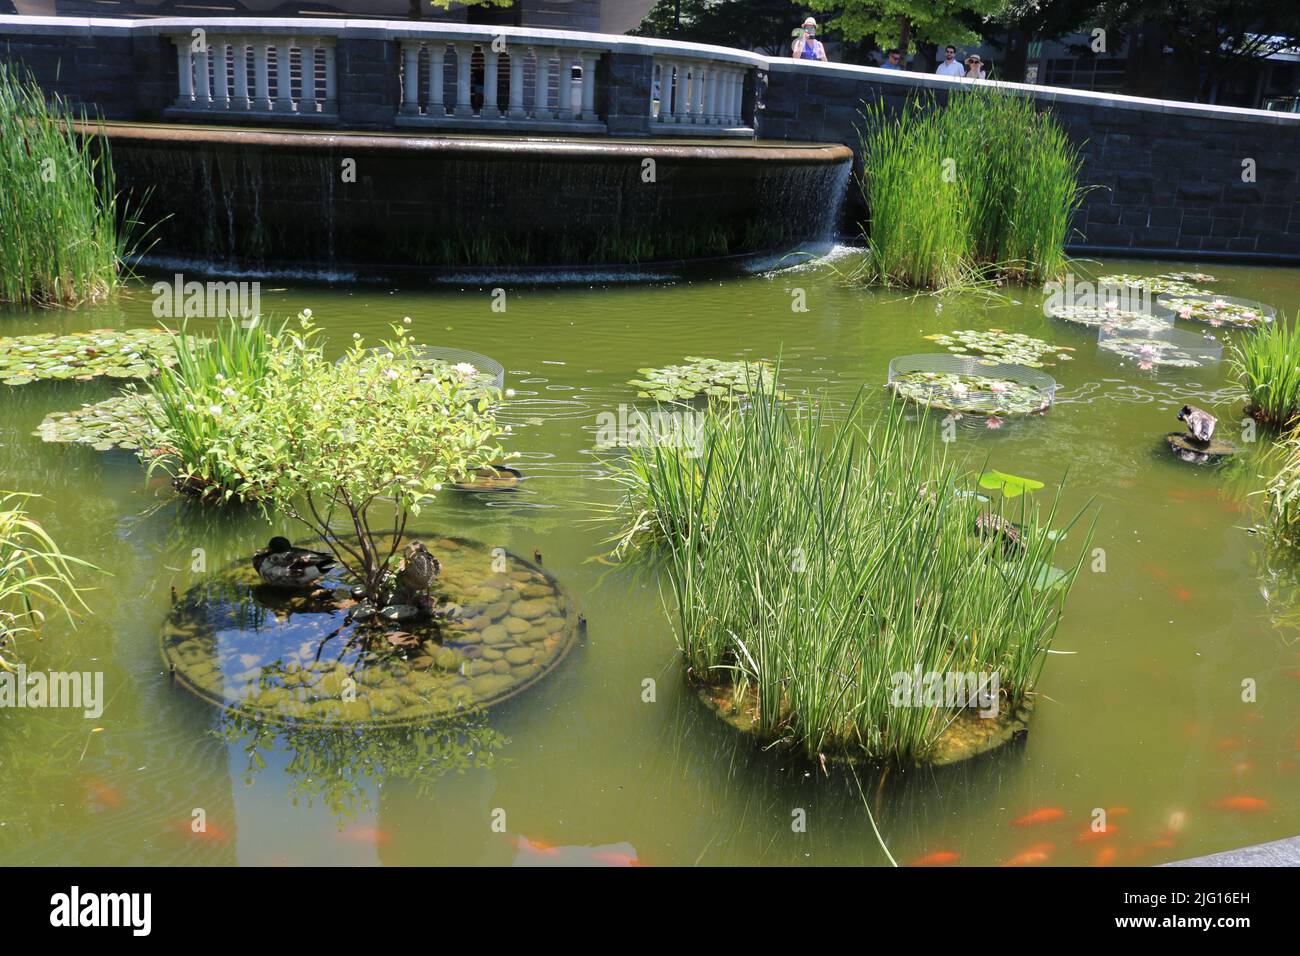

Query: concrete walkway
[1164,836,1300,867]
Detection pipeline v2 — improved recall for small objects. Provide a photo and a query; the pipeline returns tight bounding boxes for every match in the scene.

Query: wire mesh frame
[1153,293,1278,328]
[340,346,505,391]
[1097,324,1224,368]
[886,353,1057,415]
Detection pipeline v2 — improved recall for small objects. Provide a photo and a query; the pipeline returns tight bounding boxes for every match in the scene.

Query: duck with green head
[252,536,337,589]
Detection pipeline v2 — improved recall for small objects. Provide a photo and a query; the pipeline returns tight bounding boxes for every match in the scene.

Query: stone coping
[5,14,1299,127]
[1162,835,1300,867]
[78,120,854,164]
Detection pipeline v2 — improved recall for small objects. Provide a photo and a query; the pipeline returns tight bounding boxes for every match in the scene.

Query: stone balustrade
[171,33,338,118]
[395,37,605,132]
[652,56,747,128]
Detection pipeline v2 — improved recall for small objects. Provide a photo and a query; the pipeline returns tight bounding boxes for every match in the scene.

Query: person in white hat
[964,53,986,79]
[792,17,828,61]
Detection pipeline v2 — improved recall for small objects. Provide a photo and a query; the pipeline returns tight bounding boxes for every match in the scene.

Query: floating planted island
[162,535,579,726]
[1164,432,1240,464]
[1094,273,1210,296]
[887,354,1056,416]
[608,389,1087,767]
[922,329,1072,367]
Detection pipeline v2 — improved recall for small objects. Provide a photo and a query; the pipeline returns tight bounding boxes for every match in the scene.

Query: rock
[504,616,531,635]
[350,585,367,600]
[482,623,511,645]
[352,602,377,622]
[512,598,555,620]
[492,659,512,674]
[470,673,512,697]
[380,604,421,622]
[464,660,494,677]
[1165,432,1239,462]
[505,646,535,665]
[434,647,461,670]
[482,647,504,661]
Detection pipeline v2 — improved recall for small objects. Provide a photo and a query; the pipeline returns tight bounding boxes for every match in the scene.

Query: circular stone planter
[693,678,1032,767]
[1165,432,1240,463]
[887,354,1056,416]
[1155,293,1277,329]
[161,535,578,727]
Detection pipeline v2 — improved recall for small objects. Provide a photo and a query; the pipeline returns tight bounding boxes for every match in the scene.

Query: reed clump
[1229,317,1300,429]
[856,86,1083,289]
[0,65,136,307]
[608,387,1089,764]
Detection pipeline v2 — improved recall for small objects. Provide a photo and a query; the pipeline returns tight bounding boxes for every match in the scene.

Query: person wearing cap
[936,45,965,77]
[791,17,828,61]
[881,49,904,70]
[964,54,986,79]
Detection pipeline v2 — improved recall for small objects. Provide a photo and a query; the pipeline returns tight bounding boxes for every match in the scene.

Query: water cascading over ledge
[98,124,853,275]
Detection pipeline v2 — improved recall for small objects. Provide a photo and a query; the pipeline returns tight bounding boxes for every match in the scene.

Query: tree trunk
[897,16,912,65]
[408,0,423,20]
[1001,28,1030,83]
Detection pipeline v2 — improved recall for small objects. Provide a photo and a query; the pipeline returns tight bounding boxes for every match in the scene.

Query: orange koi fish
[1012,807,1065,827]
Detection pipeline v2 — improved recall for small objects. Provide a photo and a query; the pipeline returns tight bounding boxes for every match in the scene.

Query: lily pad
[628,357,783,403]
[0,328,189,385]
[923,329,1067,368]
[978,470,1045,498]
[34,392,161,451]
[1095,274,1210,296]
[890,371,1051,416]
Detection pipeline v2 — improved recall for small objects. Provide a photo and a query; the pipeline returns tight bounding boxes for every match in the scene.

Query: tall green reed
[0,491,96,672]
[142,318,285,502]
[857,86,1084,289]
[609,387,1090,763]
[1229,317,1300,429]
[0,64,138,307]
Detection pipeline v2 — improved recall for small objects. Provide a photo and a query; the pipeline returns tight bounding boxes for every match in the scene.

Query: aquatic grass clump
[857,87,1084,289]
[608,387,1089,764]
[0,65,136,307]
[1230,318,1300,428]
[0,492,95,672]
[142,318,282,501]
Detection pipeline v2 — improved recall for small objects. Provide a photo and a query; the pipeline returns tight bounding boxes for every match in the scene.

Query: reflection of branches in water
[214,707,510,825]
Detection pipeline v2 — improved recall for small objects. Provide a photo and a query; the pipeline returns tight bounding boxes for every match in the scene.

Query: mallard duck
[1178,404,1216,443]
[252,536,336,588]
[974,512,1024,556]
[395,540,441,600]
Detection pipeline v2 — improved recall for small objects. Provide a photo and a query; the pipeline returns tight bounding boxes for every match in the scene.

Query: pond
[1,252,1296,866]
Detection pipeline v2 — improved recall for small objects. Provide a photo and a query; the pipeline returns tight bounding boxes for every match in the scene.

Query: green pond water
[1,253,1297,867]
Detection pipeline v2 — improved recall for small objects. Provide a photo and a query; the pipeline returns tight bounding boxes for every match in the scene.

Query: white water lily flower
[452,362,478,378]
[403,316,412,325]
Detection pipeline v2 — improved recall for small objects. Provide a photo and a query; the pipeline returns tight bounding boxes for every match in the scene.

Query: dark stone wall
[601,52,652,137]
[760,66,1300,259]
[337,37,400,131]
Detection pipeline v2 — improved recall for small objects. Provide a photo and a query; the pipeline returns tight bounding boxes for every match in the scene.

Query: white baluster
[672,62,687,124]
[532,46,552,121]
[580,52,598,121]
[483,47,500,119]
[212,39,229,109]
[175,40,194,107]
[231,37,249,110]
[194,46,211,107]
[322,42,336,112]
[723,70,737,124]
[276,42,294,111]
[428,43,446,117]
[732,69,746,125]
[300,42,317,113]
[453,43,474,117]
[705,66,720,124]
[401,40,420,115]
[508,48,526,119]
[253,42,270,111]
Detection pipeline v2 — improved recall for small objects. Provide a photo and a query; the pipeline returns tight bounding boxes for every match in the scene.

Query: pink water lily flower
[985,417,1004,429]
[988,381,1009,393]
[1138,360,1154,371]
[1177,307,1193,319]
[1209,299,1227,310]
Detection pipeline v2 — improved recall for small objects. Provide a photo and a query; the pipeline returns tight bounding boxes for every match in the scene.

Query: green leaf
[978,470,1045,498]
